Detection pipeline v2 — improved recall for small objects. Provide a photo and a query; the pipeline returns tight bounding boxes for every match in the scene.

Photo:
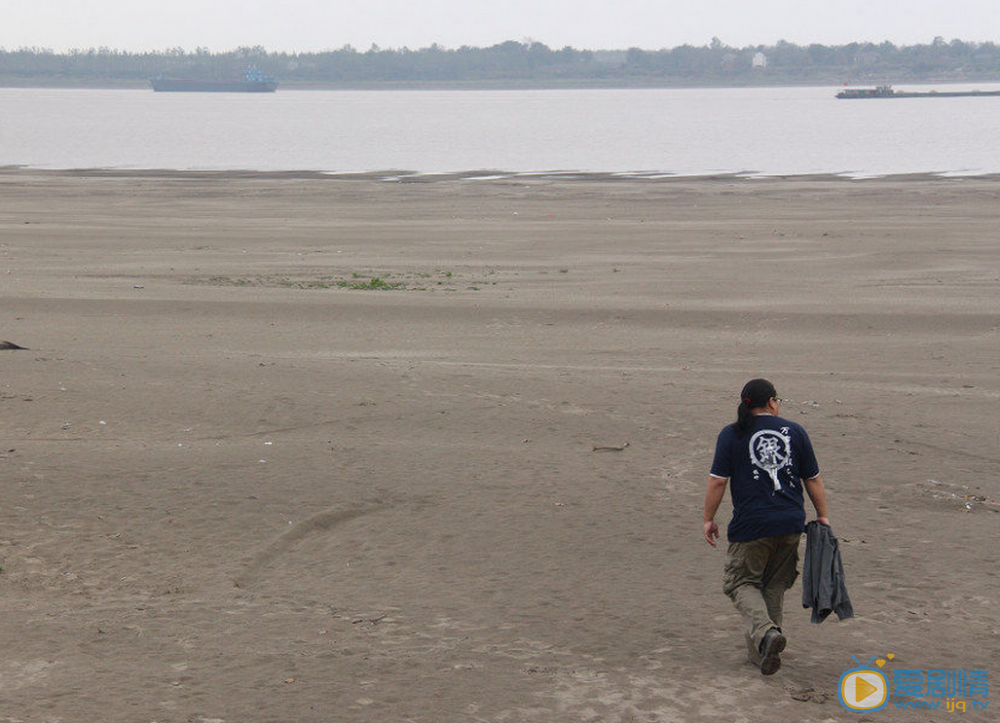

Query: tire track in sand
[235,504,388,588]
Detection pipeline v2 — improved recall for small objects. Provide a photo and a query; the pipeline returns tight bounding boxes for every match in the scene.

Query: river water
[2,84,999,177]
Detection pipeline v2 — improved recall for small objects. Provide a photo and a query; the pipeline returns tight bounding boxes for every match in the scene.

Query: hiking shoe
[759,628,786,676]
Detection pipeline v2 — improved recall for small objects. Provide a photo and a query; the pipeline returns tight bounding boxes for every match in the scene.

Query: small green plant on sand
[340,276,405,290]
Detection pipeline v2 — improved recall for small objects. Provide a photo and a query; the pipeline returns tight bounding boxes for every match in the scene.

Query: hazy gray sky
[6,0,999,52]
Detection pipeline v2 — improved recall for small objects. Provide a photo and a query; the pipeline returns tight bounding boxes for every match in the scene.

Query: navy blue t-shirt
[710,414,820,543]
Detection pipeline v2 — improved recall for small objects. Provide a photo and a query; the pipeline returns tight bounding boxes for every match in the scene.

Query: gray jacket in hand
[802,520,854,623]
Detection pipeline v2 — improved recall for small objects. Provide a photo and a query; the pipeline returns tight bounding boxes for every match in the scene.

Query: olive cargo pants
[722,533,801,664]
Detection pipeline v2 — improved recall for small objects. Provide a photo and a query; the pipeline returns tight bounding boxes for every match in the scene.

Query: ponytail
[733,378,776,438]
[735,399,756,438]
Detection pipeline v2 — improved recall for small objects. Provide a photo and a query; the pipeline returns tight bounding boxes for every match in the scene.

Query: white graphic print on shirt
[749,428,793,492]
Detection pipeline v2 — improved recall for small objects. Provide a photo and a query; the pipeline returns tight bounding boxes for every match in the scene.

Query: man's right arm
[703,475,728,546]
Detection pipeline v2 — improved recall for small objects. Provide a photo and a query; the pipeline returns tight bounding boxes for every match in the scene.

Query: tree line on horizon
[2,37,999,87]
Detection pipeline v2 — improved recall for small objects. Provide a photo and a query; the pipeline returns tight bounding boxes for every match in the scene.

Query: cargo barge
[151,66,277,92]
[837,84,1000,99]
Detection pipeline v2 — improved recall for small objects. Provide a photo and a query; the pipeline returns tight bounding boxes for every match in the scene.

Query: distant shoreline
[4,166,1000,184]
[4,76,1000,92]
[1,77,825,91]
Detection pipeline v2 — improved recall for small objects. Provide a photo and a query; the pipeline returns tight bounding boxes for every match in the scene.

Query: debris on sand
[926,479,1000,512]
[592,441,630,452]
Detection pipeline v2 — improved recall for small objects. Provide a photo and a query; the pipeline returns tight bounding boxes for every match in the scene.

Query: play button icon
[856,676,877,701]
[839,668,888,711]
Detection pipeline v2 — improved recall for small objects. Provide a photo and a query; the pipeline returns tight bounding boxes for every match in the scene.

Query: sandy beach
[0,169,997,722]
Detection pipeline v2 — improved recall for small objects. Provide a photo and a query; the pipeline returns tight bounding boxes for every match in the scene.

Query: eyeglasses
[773,397,785,403]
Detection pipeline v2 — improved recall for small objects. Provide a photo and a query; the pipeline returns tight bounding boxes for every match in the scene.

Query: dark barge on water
[151,66,277,93]
[837,84,1000,99]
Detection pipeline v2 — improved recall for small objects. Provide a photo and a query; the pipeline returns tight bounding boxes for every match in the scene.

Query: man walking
[703,378,830,675]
